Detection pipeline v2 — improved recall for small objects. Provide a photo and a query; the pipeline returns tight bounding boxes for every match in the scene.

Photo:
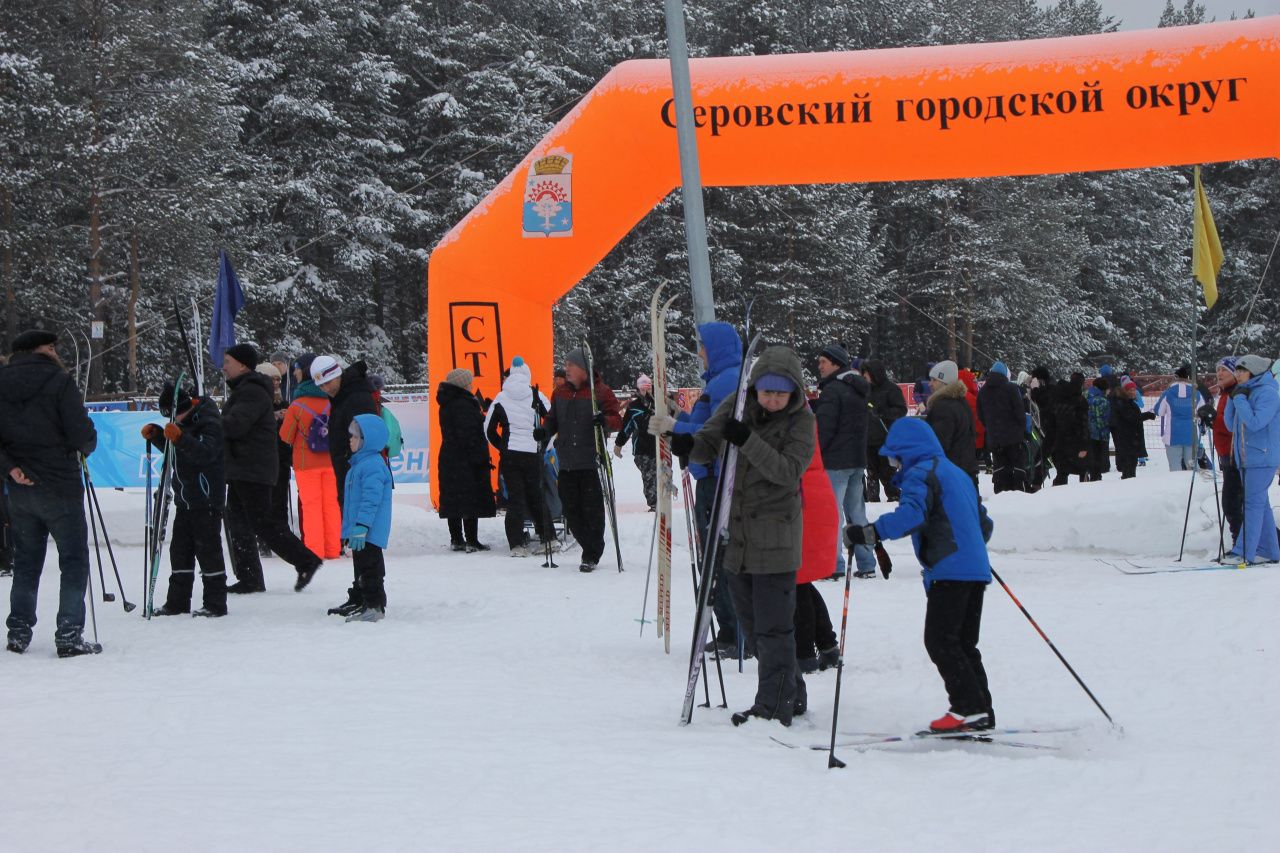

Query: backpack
[380,403,404,458]
[293,400,331,453]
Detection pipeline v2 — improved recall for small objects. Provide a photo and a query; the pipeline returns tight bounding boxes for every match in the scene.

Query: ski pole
[85,544,99,645]
[638,511,657,636]
[1176,427,1198,562]
[991,567,1116,727]
[144,441,153,604]
[83,478,114,604]
[86,474,136,612]
[684,480,726,709]
[827,546,856,769]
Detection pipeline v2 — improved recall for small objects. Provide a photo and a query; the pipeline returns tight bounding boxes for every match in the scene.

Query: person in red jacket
[794,424,840,681]
[959,368,987,470]
[1201,357,1243,543]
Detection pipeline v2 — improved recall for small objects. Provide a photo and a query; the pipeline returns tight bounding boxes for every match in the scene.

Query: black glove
[1231,385,1250,399]
[1142,411,1157,421]
[670,432,694,457]
[592,411,606,427]
[723,417,750,447]
[844,523,879,548]
[873,542,893,579]
[533,427,548,443]
[1197,404,1216,428]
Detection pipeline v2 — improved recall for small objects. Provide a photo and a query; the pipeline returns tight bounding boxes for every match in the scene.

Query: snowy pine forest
[1,0,1275,394]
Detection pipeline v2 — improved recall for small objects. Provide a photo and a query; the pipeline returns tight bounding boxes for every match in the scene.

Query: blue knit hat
[1099,364,1114,377]
[755,372,796,393]
[990,361,1010,378]
[511,355,524,368]
[1216,356,1237,372]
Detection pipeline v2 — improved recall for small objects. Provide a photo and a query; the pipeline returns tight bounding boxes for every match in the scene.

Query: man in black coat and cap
[220,344,321,594]
[813,342,876,579]
[0,331,101,656]
[977,361,1028,493]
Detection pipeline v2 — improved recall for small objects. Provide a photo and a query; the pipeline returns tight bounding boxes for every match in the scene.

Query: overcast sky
[1095,0,1280,29]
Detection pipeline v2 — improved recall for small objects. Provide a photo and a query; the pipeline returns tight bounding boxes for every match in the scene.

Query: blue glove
[348,525,369,552]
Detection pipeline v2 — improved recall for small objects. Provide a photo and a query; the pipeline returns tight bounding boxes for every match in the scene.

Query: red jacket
[796,425,840,584]
[959,369,985,449]
[1212,388,1234,458]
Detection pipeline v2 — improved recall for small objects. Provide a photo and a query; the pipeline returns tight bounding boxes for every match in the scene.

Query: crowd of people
[3,322,1277,734]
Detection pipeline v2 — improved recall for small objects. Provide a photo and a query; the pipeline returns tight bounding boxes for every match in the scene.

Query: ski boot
[345,606,385,623]
[928,710,992,733]
[328,587,364,616]
[192,608,227,618]
[578,561,597,573]
[294,560,323,592]
[464,541,490,553]
[57,639,103,658]
[152,603,190,616]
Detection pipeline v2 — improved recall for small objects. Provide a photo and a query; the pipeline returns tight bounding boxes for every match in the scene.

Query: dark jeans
[225,479,320,588]
[6,484,90,646]
[0,487,13,568]
[695,474,737,643]
[353,545,387,608]
[729,569,799,722]
[794,582,836,660]
[167,508,228,613]
[447,517,479,544]
[867,451,900,501]
[1218,456,1243,542]
[559,468,605,564]
[500,450,548,548]
[923,580,992,717]
[991,442,1026,493]
[1088,439,1111,480]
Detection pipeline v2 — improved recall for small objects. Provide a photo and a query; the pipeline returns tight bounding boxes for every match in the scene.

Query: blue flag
[209,249,245,366]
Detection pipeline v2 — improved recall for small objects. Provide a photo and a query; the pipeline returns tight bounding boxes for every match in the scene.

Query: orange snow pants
[295,467,342,559]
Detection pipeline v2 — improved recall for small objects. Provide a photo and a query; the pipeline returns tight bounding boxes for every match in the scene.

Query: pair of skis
[1095,557,1271,575]
[773,726,1082,752]
[145,371,184,618]
[650,286,678,652]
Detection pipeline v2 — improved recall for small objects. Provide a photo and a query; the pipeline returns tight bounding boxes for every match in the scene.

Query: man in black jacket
[924,360,979,488]
[863,359,907,502]
[977,361,1028,493]
[814,343,876,579]
[1051,372,1091,486]
[613,375,657,511]
[313,355,378,505]
[221,344,321,594]
[141,383,228,616]
[0,331,101,656]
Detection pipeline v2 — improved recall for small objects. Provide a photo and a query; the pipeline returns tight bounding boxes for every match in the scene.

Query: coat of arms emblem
[522,153,573,238]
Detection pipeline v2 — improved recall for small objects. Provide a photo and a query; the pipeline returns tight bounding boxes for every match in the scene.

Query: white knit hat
[310,354,342,384]
[929,360,959,385]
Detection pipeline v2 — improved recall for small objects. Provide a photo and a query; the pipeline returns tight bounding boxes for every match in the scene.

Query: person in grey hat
[813,342,875,579]
[0,331,101,656]
[924,359,978,488]
[1223,354,1280,564]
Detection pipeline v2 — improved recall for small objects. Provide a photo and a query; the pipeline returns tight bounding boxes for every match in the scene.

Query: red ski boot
[928,710,992,733]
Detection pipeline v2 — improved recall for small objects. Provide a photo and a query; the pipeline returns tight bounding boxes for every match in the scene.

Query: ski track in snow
[4,461,1278,851]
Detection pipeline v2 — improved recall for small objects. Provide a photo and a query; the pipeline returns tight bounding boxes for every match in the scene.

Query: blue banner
[85,401,431,487]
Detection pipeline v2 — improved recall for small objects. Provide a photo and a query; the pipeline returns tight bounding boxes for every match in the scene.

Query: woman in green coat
[668,345,816,727]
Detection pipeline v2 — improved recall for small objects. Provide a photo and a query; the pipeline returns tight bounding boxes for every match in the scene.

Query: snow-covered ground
[5,458,1278,852]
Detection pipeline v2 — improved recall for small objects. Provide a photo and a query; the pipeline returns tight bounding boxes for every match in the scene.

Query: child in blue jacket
[342,413,393,621]
[844,418,996,733]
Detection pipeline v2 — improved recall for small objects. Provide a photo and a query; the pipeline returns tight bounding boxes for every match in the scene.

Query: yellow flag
[1192,165,1224,308]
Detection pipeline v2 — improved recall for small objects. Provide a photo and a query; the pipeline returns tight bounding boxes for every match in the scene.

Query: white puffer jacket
[485,363,551,454]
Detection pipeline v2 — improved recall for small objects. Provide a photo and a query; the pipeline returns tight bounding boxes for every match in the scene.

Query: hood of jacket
[501,363,534,405]
[229,368,274,397]
[0,352,67,403]
[351,412,390,459]
[436,380,478,408]
[1086,384,1105,400]
[958,369,979,395]
[748,346,809,417]
[862,359,890,387]
[698,322,742,380]
[338,360,373,397]
[926,379,968,409]
[1242,369,1278,395]
[292,378,323,400]
[880,417,945,467]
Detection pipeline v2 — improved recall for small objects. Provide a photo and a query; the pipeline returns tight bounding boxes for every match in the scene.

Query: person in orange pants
[279,355,342,560]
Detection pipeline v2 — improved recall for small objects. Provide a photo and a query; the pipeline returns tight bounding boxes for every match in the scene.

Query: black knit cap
[819,342,851,368]
[158,381,193,416]
[12,329,57,354]
[224,343,259,369]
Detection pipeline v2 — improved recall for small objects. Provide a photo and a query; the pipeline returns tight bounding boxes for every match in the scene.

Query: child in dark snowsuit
[142,383,228,617]
[341,413,393,621]
[1108,379,1155,479]
[845,418,995,733]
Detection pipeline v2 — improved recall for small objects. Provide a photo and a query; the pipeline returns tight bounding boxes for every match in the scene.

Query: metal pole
[663,0,715,326]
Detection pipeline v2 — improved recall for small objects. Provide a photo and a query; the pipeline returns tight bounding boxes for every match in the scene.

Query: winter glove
[591,411,607,428]
[163,423,183,443]
[670,432,694,457]
[347,525,369,552]
[141,424,162,442]
[873,542,893,579]
[844,523,879,548]
[1197,403,1216,428]
[1142,411,1157,421]
[1231,385,1250,399]
[647,413,677,436]
[533,427,548,443]
[723,417,751,447]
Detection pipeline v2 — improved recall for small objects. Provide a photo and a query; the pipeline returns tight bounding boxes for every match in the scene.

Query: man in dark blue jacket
[0,331,100,656]
[977,361,1028,493]
[844,418,995,733]
[649,321,741,654]
[814,342,875,579]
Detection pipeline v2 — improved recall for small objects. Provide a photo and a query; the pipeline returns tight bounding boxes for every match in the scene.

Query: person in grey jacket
[667,345,816,727]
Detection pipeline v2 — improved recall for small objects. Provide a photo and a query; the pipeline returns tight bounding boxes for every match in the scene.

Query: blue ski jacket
[342,413,394,548]
[872,418,993,590]
[675,322,742,480]
[1226,370,1280,470]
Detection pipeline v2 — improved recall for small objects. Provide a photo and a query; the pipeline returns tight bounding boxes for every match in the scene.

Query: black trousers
[1115,450,1138,480]
[923,580,992,717]
[167,508,227,612]
[729,570,799,722]
[1088,439,1111,480]
[991,442,1026,493]
[866,451,900,501]
[353,544,387,608]
[794,582,836,660]
[559,467,605,564]
[447,517,479,544]
[225,480,320,588]
[500,450,548,548]
[0,488,12,568]
[1218,456,1243,542]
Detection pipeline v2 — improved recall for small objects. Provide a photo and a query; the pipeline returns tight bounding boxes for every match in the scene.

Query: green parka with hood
[689,346,816,575]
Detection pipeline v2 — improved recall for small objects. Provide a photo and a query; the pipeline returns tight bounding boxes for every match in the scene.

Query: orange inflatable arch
[427,18,1280,500]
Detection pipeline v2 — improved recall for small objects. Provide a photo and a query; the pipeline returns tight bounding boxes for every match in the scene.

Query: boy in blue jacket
[844,418,996,733]
[341,413,393,622]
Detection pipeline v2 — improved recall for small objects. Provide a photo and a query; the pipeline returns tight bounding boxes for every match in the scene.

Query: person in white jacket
[485,357,554,556]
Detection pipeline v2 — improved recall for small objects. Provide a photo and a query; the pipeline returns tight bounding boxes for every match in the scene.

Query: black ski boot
[464,541,490,553]
[192,607,227,618]
[578,561,597,573]
[449,540,467,552]
[294,559,323,592]
[57,639,103,658]
[327,587,364,617]
[153,603,190,616]
[227,579,265,595]
[6,636,29,654]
